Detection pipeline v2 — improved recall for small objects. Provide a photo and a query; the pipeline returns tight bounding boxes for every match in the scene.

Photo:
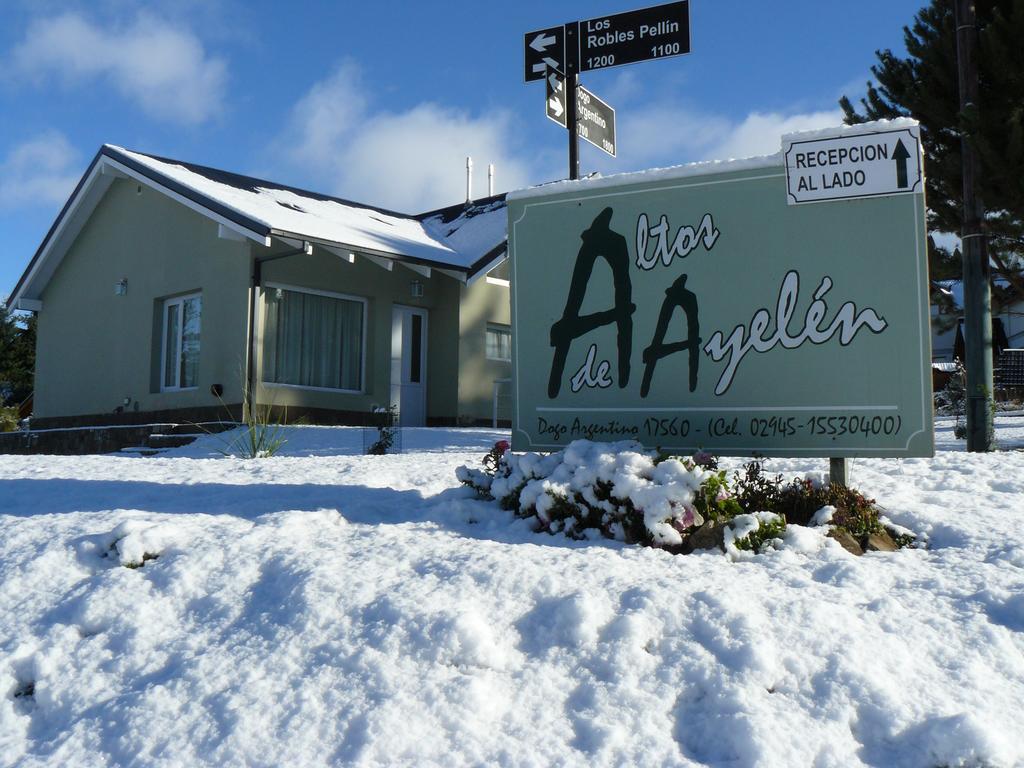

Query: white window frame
[261,281,368,394]
[486,322,512,362]
[160,292,201,392]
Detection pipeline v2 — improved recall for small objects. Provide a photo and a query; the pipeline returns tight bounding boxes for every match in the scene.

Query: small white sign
[783,126,922,205]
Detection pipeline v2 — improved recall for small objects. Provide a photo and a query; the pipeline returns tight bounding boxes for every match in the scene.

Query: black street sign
[546,69,616,158]
[577,86,616,157]
[524,26,565,82]
[546,68,568,127]
[579,0,690,72]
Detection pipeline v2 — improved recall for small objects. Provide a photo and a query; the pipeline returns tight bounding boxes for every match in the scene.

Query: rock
[828,528,864,556]
[688,520,724,551]
[865,530,898,552]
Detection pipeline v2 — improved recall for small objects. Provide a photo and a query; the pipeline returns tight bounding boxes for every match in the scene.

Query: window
[161,293,201,391]
[486,323,512,361]
[262,285,365,392]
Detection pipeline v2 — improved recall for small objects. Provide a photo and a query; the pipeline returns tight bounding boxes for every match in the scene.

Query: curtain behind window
[264,288,362,390]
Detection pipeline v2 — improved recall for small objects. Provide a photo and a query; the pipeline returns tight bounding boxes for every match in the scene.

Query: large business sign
[508,122,933,457]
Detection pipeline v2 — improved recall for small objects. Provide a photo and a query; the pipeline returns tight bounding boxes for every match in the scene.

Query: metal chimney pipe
[466,156,473,203]
[488,163,494,196]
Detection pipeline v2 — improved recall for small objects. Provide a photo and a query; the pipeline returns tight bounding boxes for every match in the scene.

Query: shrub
[0,406,18,433]
[724,512,787,559]
[198,378,288,458]
[458,440,742,551]
[366,405,399,455]
[459,443,908,557]
[732,460,885,543]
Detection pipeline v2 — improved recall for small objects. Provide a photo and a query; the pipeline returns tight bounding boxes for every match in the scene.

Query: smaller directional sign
[579,0,690,72]
[524,26,565,82]
[782,126,923,205]
[545,68,567,127]
[576,87,616,157]
[545,70,617,157]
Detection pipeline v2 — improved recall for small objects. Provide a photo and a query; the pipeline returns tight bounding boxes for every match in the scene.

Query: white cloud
[597,100,842,175]
[0,131,80,209]
[706,109,843,160]
[9,12,227,124]
[276,62,536,213]
[276,62,845,211]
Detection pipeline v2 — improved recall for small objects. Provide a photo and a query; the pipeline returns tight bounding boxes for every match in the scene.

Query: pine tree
[839,0,1024,299]
[0,303,35,407]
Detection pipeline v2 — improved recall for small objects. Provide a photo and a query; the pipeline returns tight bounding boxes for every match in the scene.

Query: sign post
[565,21,580,181]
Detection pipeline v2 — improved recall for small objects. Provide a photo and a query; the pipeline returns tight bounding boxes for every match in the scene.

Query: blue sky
[1,0,928,297]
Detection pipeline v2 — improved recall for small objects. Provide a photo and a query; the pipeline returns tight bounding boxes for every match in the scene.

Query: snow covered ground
[1,419,1023,767]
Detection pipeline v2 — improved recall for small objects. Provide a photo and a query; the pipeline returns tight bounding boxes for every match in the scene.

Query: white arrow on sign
[546,69,567,127]
[532,56,560,76]
[530,32,557,52]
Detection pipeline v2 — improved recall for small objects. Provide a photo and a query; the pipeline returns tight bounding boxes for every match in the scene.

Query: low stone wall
[0,423,234,456]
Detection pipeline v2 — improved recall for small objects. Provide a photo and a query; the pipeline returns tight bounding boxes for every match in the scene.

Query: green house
[8,146,512,428]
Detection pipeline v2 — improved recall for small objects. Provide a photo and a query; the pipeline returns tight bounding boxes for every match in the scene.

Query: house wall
[256,247,461,422]
[32,177,506,427]
[35,179,251,421]
[457,276,512,424]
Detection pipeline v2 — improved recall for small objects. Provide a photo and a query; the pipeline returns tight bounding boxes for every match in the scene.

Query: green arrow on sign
[893,139,910,188]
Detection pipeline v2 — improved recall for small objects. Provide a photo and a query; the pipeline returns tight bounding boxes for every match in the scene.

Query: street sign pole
[954,0,994,452]
[565,21,580,181]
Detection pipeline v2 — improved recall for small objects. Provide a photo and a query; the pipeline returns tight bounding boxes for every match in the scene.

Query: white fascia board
[399,261,431,278]
[14,298,43,311]
[218,223,249,242]
[102,156,272,247]
[10,162,114,306]
[466,251,508,286]
[100,164,128,179]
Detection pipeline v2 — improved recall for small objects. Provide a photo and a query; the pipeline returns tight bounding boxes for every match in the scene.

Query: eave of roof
[9,145,512,307]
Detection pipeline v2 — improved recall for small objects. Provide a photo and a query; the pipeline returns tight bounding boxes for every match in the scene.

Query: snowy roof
[419,196,508,274]
[110,146,501,269]
[9,145,508,307]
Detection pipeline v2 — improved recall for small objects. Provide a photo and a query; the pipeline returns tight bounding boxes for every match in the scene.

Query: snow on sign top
[782,121,923,205]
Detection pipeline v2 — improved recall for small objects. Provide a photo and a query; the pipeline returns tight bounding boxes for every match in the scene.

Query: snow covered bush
[99,520,189,568]
[457,439,737,550]
[459,442,915,558]
[723,512,787,561]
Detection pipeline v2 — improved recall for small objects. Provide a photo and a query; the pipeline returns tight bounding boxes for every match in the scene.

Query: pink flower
[692,450,717,468]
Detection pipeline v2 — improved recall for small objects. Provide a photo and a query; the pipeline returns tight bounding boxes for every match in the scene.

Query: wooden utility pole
[954,0,994,451]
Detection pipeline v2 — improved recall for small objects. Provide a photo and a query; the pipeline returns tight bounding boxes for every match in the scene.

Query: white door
[390,306,428,426]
